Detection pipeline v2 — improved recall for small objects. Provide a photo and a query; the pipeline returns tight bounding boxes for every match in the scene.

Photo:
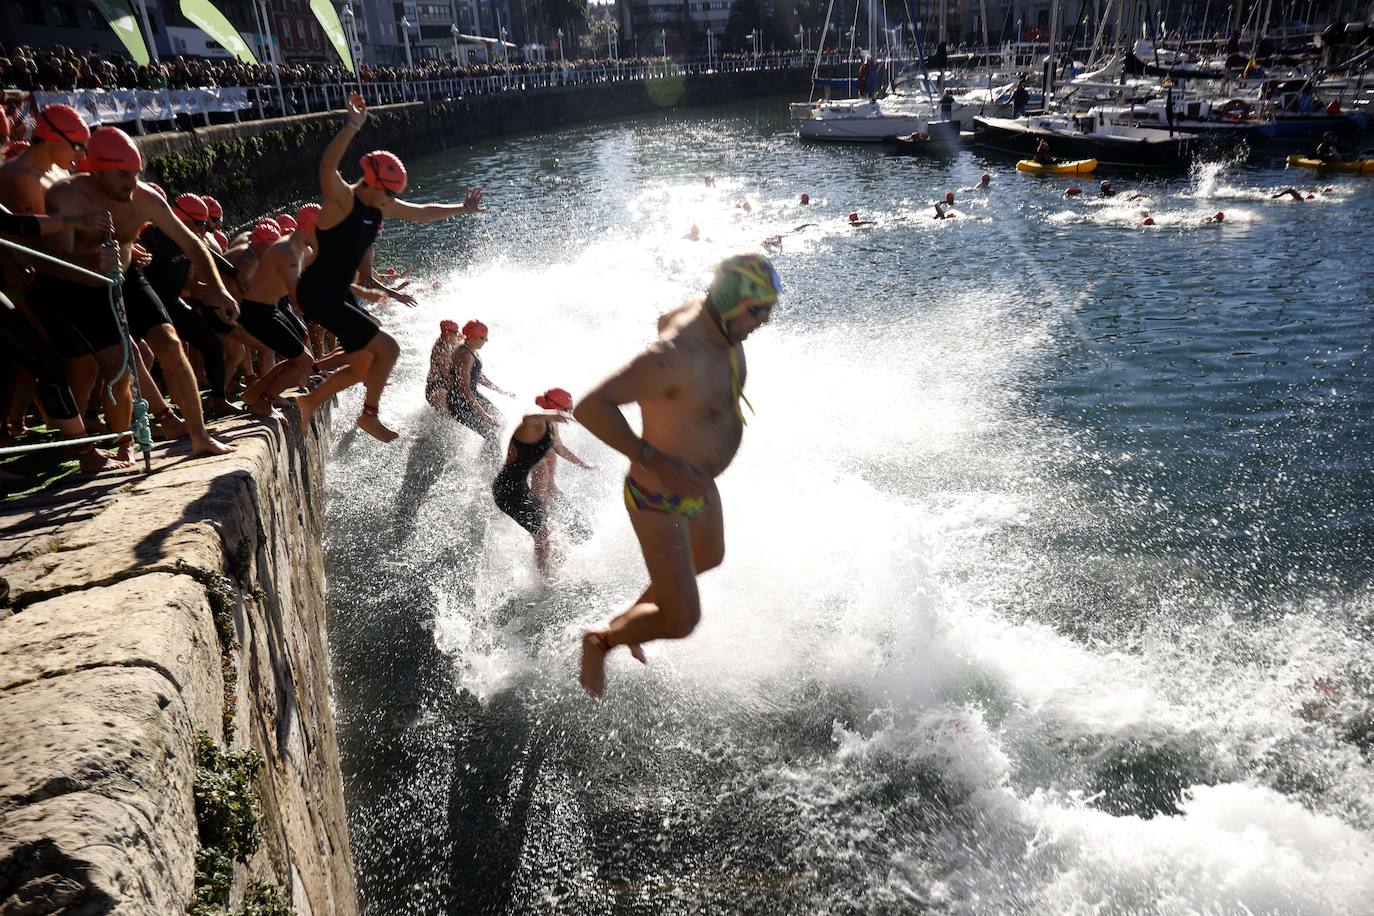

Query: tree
[580,12,621,56]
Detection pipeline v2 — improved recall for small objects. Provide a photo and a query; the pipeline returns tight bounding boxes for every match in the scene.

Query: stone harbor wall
[136,68,809,222]
[0,410,355,915]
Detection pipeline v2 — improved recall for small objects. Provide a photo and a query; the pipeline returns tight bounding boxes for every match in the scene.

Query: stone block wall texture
[0,411,356,915]
[136,69,809,222]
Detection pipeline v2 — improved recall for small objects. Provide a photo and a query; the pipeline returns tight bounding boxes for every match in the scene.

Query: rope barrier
[0,236,153,475]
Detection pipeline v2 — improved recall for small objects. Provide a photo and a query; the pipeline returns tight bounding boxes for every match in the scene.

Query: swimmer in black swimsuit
[289,93,488,442]
[447,319,512,452]
[492,388,594,574]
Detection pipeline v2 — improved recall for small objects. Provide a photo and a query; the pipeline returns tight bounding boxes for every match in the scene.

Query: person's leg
[91,344,135,463]
[533,525,552,575]
[580,507,702,698]
[145,323,233,456]
[290,350,374,435]
[245,353,312,413]
[356,331,401,442]
[171,302,236,416]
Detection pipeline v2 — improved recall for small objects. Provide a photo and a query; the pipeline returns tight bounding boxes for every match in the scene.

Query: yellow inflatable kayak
[1016,158,1098,175]
[1285,155,1374,174]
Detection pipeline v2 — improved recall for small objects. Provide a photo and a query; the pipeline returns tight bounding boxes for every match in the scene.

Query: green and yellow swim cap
[707,253,781,325]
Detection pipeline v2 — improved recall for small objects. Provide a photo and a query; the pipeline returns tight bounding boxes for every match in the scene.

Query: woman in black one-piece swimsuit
[492,388,594,574]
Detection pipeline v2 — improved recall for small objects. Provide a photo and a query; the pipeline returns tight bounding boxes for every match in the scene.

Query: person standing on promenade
[290,93,487,442]
[573,253,780,698]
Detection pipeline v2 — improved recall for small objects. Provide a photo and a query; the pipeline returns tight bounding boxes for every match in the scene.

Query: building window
[296,20,307,40]
[18,0,44,25]
[52,3,80,27]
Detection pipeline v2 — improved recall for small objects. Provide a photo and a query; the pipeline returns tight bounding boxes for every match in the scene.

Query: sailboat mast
[1047,0,1063,103]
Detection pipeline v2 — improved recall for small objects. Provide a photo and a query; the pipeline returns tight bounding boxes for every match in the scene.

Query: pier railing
[22,55,826,138]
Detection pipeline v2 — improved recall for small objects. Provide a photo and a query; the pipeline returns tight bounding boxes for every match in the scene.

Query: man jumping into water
[574,253,780,698]
[291,93,486,442]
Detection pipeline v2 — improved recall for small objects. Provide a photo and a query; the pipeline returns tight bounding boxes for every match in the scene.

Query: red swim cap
[173,193,209,222]
[981,172,991,181]
[462,320,488,339]
[534,387,573,411]
[1214,211,1225,222]
[296,203,322,235]
[4,140,29,161]
[1143,217,1156,226]
[250,220,282,248]
[212,229,228,250]
[848,212,859,222]
[1066,187,1082,196]
[145,182,167,202]
[945,191,955,203]
[34,104,91,146]
[439,319,460,335]
[202,195,223,219]
[275,212,297,233]
[79,127,142,172]
[800,193,810,204]
[360,150,407,193]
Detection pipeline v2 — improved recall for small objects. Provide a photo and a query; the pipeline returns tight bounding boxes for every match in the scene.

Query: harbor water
[323,98,1374,914]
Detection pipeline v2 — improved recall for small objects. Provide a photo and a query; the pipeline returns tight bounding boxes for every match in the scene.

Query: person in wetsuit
[492,387,594,575]
[447,319,512,451]
[1314,131,1345,163]
[0,202,126,472]
[288,93,487,442]
[1035,138,1056,165]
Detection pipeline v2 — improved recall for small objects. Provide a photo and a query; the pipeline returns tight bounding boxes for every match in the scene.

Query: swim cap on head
[146,182,167,202]
[296,203,322,235]
[1066,187,1082,196]
[251,220,282,247]
[439,319,460,335]
[462,320,488,339]
[173,193,209,222]
[4,140,29,161]
[203,195,223,219]
[800,193,810,204]
[1143,216,1156,226]
[1214,211,1225,222]
[79,127,142,172]
[275,213,297,233]
[34,104,91,146]
[981,172,991,181]
[212,229,228,250]
[360,150,407,193]
[706,253,781,325]
[848,212,859,222]
[534,388,573,411]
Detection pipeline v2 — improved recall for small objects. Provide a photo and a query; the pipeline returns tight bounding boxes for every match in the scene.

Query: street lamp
[341,3,361,89]
[400,17,414,69]
[661,29,667,58]
[707,29,714,69]
[450,22,460,61]
[796,26,805,54]
[557,28,564,63]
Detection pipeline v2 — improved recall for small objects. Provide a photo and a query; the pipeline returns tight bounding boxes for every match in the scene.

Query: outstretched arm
[320,94,367,206]
[148,189,239,319]
[384,187,486,223]
[551,426,594,469]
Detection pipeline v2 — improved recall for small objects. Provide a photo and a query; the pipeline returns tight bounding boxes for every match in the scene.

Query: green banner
[180,1,259,64]
[309,0,356,75]
[90,0,151,66]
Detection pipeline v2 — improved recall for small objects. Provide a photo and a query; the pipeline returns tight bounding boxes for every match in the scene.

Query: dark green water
[323,99,1374,914]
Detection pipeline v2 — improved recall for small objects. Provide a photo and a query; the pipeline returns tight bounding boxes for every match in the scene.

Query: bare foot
[78,446,133,473]
[628,644,647,665]
[356,411,398,443]
[157,410,187,440]
[190,434,236,457]
[580,631,609,698]
[210,398,246,418]
[247,397,275,418]
[289,394,317,436]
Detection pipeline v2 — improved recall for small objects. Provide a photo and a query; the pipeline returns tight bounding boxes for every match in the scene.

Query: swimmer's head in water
[296,203,322,235]
[981,173,991,185]
[439,319,460,336]
[706,253,781,329]
[462,319,489,341]
[800,193,810,204]
[173,193,209,226]
[535,388,573,411]
[275,213,297,234]
[360,150,407,195]
[1214,211,1225,221]
[945,191,955,204]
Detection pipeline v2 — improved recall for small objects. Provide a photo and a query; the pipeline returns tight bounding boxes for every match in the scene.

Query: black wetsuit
[492,425,554,536]
[239,298,306,359]
[0,208,79,420]
[447,349,501,440]
[138,226,231,394]
[296,195,381,352]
